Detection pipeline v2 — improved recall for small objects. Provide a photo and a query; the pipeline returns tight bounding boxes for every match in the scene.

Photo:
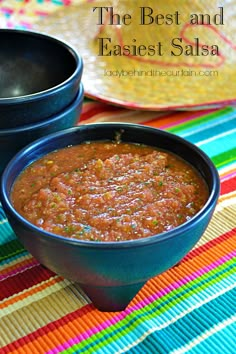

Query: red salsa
[11,142,209,241]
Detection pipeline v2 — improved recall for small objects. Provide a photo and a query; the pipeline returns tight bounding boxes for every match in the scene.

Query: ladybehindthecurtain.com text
[104,69,219,78]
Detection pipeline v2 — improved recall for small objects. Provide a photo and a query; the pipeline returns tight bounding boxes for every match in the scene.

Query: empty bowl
[0,83,84,175]
[0,123,220,311]
[0,29,83,129]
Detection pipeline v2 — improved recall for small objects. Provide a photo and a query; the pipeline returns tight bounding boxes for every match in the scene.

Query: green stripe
[62,257,236,353]
[167,107,234,134]
[71,261,235,353]
[0,239,25,262]
[211,148,236,169]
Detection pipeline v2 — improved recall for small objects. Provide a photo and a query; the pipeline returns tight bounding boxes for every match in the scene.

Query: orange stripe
[219,167,236,178]
[142,111,194,128]
[6,307,116,354]
[0,276,63,310]
[5,230,235,354]
[219,191,236,202]
[0,257,35,276]
[135,231,236,302]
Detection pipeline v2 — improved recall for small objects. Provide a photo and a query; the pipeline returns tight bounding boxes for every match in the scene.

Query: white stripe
[0,218,7,225]
[217,193,236,210]
[0,276,63,317]
[219,163,236,176]
[170,315,236,354]
[117,282,236,354]
[0,263,38,282]
[0,278,88,318]
[219,165,236,179]
[181,113,236,138]
[196,128,236,147]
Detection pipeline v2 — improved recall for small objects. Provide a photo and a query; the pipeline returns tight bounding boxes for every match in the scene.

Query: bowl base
[80,281,146,312]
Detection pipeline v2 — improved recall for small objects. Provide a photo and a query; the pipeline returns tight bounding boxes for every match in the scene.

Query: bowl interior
[0,30,78,98]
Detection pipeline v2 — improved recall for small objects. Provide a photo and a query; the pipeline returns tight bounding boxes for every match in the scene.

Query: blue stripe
[180,110,236,139]
[186,320,236,354]
[195,129,236,157]
[92,260,236,354]
[184,119,236,144]
[0,250,28,266]
[126,288,236,354]
[0,207,17,243]
[0,222,16,244]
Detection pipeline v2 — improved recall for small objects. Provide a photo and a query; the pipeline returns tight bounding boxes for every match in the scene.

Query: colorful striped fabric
[0,1,236,353]
[1,102,236,353]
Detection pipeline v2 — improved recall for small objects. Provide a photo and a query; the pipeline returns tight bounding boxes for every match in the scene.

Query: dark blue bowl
[0,29,83,129]
[0,123,220,311]
[0,83,84,175]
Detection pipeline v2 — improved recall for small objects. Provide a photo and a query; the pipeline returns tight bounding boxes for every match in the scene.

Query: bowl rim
[0,83,84,135]
[0,28,83,103]
[0,123,220,249]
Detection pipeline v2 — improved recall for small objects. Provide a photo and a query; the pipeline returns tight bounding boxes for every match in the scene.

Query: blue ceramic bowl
[0,29,83,129]
[0,123,220,311]
[0,83,84,175]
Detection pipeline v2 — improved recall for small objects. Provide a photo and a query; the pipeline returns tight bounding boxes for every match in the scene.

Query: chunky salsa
[11,141,209,241]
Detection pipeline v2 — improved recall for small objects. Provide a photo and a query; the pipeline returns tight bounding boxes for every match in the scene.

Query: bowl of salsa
[0,123,220,311]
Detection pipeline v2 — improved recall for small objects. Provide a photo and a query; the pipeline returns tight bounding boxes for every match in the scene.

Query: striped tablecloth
[0,1,236,353]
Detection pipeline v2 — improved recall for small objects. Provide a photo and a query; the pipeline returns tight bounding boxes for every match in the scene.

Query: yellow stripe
[193,195,235,249]
[0,281,88,347]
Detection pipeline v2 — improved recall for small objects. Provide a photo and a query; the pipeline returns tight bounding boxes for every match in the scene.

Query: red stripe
[142,109,216,127]
[2,228,235,353]
[80,103,121,122]
[0,265,55,301]
[220,176,236,195]
[183,227,236,262]
[1,304,93,354]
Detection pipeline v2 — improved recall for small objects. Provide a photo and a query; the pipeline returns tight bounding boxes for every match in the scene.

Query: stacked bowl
[0,29,84,175]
